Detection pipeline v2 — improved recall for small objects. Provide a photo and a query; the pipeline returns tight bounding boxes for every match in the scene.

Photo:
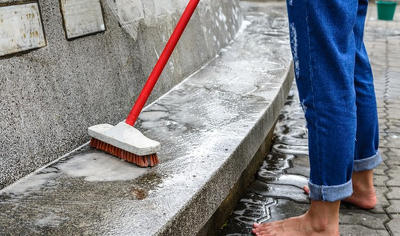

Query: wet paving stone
[386,166,400,187]
[386,200,400,214]
[218,193,276,235]
[384,148,400,166]
[387,218,400,235]
[266,199,309,222]
[256,152,293,180]
[339,210,389,229]
[339,225,389,236]
[380,134,400,148]
[374,174,389,187]
[266,174,308,188]
[386,116,400,125]
[374,161,388,176]
[386,123,400,134]
[285,155,310,178]
[249,181,308,203]
[387,187,400,200]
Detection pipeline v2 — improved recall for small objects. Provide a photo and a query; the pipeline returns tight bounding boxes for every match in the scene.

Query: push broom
[88,0,200,167]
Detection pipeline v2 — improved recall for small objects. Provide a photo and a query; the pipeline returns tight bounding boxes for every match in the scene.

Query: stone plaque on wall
[60,0,105,39]
[0,3,46,57]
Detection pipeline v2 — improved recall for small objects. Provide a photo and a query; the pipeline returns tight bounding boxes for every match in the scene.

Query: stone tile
[386,68,399,78]
[285,165,309,178]
[265,199,309,222]
[388,66,400,72]
[391,213,400,219]
[387,110,400,120]
[386,158,400,166]
[249,180,309,204]
[387,200,400,214]
[370,204,388,214]
[387,100,400,107]
[376,186,391,207]
[387,166,400,187]
[380,134,400,148]
[379,123,389,132]
[387,187,400,200]
[386,127,400,135]
[377,107,386,114]
[378,112,386,120]
[385,149,400,166]
[339,225,389,236]
[266,174,308,189]
[340,210,388,229]
[387,148,400,158]
[380,138,389,149]
[286,155,309,178]
[374,174,389,187]
[379,148,389,162]
[386,120,400,133]
[387,218,400,235]
[374,161,388,176]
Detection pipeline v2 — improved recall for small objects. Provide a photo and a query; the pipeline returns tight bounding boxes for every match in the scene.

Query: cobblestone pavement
[219,4,400,236]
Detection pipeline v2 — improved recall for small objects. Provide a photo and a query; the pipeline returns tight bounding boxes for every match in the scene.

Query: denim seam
[304,0,322,184]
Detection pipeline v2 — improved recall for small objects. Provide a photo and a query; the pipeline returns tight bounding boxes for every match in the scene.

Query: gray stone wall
[0,0,241,189]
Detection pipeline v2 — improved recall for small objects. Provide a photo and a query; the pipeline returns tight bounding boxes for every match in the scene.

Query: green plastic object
[377,1,397,21]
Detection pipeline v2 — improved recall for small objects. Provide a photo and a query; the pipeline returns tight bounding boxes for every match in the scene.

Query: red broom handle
[125,0,200,126]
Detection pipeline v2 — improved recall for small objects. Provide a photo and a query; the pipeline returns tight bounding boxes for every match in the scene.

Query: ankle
[306,201,340,232]
[352,170,374,192]
[353,182,375,194]
[306,215,331,232]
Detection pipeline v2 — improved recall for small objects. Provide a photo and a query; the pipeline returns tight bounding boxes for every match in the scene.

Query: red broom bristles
[90,138,159,167]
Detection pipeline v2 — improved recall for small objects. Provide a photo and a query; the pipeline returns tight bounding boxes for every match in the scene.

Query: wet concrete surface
[0,2,293,235]
[0,0,242,190]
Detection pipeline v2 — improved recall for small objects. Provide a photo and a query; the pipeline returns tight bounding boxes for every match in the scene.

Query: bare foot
[303,170,377,209]
[252,201,340,236]
[252,214,339,236]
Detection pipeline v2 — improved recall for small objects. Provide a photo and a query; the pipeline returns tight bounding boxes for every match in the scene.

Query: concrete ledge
[0,0,241,189]
[0,2,293,235]
[198,123,277,236]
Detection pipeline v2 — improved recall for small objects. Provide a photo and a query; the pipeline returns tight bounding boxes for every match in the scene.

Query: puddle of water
[0,170,58,198]
[59,152,148,182]
[219,192,276,235]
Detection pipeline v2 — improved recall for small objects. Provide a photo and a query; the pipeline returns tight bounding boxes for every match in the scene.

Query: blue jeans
[286,0,382,202]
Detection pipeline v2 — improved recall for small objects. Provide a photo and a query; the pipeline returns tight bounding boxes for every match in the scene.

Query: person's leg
[350,0,382,208]
[253,0,358,234]
[304,170,377,209]
[304,0,382,210]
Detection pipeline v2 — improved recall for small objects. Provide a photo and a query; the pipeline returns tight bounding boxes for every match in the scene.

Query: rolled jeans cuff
[353,151,382,172]
[308,179,353,202]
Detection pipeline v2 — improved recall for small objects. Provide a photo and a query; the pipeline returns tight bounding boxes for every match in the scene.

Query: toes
[257,228,275,236]
[252,228,261,235]
[303,185,310,195]
[252,224,273,234]
[252,228,273,236]
[258,223,273,230]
